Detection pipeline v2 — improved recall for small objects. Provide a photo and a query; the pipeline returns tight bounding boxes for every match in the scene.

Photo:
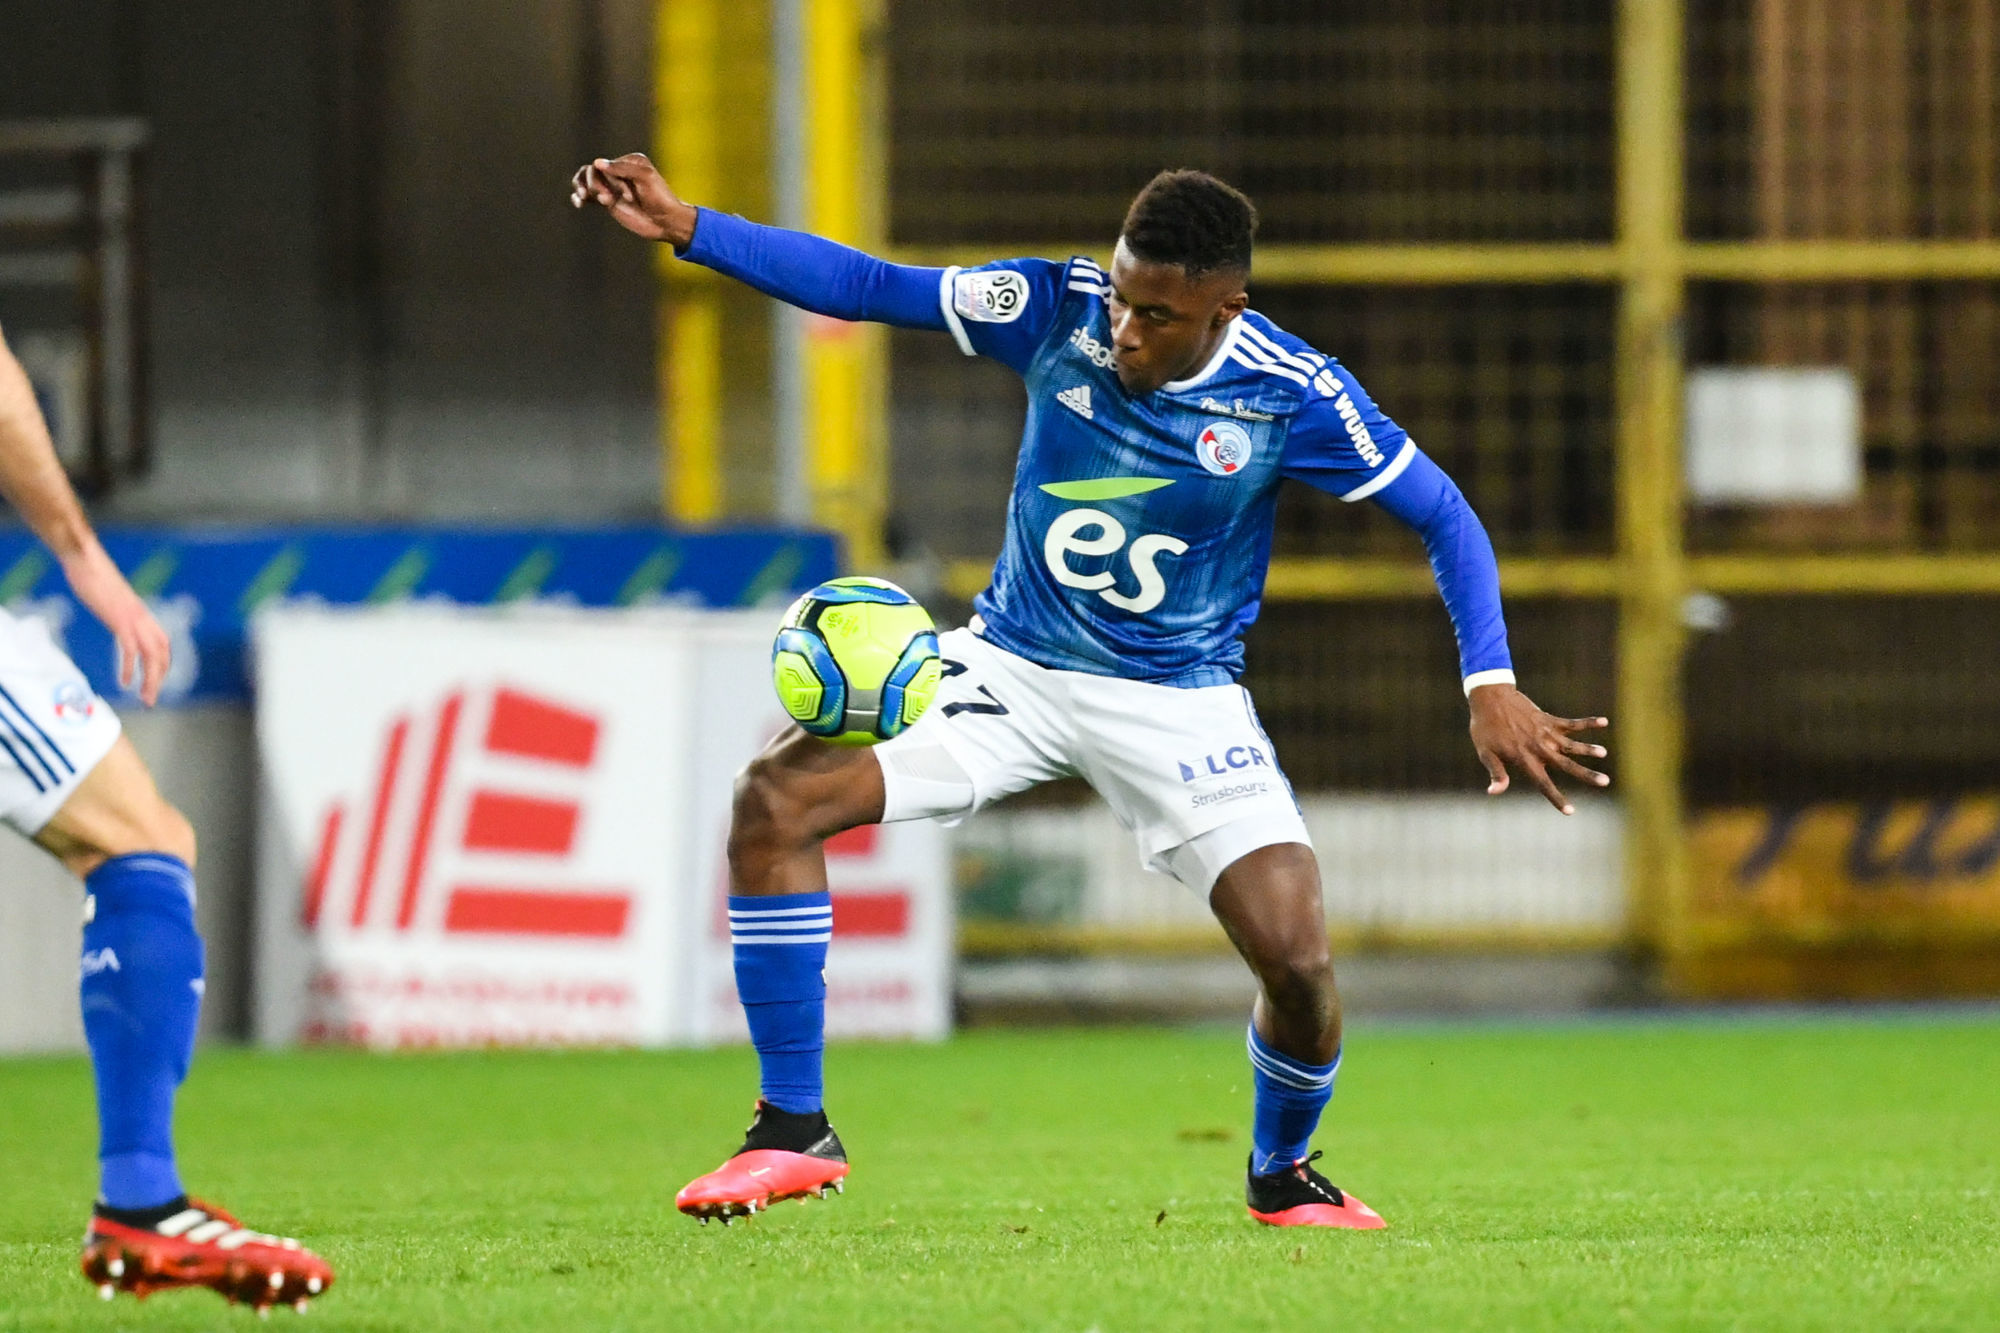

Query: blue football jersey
[937,256,1420,687]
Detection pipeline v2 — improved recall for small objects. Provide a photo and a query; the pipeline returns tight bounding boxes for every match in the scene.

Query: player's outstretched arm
[0,325,169,705]
[571,153,949,331]
[1371,451,1610,814]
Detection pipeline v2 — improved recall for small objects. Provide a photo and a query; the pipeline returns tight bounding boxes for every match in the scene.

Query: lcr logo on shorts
[52,681,99,726]
[1177,745,1271,781]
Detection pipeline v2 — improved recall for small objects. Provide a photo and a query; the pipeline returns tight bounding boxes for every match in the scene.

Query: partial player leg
[1207,842,1384,1230]
[35,736,335,1307]
[679,629,1059,1222]
[676,730,887,1221]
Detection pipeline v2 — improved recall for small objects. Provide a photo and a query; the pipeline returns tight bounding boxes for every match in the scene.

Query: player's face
[1105,241,1249,395]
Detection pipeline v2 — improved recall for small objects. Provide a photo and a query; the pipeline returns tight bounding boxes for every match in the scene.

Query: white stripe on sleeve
[1337,439,1416,503]
[938,266,974,356]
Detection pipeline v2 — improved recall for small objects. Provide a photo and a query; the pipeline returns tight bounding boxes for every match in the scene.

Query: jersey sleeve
[1281,363,1512,689]
[1278,362,1417,502]
[936,258,1069,375]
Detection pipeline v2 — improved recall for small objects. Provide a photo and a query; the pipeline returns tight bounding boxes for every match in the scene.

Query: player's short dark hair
[1119,170,1258,279]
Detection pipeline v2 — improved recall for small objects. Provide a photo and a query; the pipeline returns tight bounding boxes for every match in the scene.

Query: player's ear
[1214,287,1249,326]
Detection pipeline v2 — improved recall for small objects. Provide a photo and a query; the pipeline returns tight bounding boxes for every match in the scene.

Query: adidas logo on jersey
[1056,384,1094,420]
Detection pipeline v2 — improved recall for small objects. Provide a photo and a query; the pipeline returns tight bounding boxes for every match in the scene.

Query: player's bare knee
[727,749,838,860]
[729,757,799,853]
[1260,942,1336,1020]
[150,801,197,868]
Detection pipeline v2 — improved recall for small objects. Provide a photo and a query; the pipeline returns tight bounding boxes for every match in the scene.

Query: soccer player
[0,327,333,1306]
[574,157,1610,1229]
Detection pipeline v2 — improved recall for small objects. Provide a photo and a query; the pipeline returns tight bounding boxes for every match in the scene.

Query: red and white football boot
[676,1100,849,1225]
[80,1197,334,1312]
[1245,1152,1387,1230]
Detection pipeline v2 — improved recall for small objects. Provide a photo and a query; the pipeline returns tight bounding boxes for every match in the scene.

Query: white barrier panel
[254,605,951,1049]
[953,795,1624,933]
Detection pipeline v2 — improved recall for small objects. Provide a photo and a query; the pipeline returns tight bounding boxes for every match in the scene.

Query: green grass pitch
[1,1016,1996,1330]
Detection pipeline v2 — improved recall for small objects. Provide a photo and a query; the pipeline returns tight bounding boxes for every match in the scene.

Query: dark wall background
[0,0,662,520]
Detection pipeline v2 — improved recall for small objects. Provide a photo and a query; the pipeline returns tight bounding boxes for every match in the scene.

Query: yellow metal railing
[655,0,887,563]
[656,0,724,525]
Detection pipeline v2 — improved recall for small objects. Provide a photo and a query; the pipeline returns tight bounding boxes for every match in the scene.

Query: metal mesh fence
[1687,596,2000,806]
[1687,0,2000,241]
[886,0,1616,246]
[1686,281,2000,551]
[1251,285,1617,557]
[1240,598,1617,792]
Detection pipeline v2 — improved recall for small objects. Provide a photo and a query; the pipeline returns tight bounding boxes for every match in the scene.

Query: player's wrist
[1462,668,1516,699]
[47,519,105,567]
[664,201,700,251]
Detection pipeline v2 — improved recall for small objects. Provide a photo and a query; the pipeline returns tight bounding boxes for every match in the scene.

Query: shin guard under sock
[729,891,831,1114]
[81,854,204,1209]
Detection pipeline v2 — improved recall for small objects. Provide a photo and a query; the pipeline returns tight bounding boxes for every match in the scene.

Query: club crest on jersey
[953,270,1029,324]
[52,681,98,726]
[1195,420,1254,476]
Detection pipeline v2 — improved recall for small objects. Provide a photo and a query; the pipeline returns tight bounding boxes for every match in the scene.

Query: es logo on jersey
[1195,420,1254,476]
[953,270,1029,324]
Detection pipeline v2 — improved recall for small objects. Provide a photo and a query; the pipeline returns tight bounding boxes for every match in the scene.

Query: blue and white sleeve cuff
[938,267,974,356]
[1462,668,1517,697]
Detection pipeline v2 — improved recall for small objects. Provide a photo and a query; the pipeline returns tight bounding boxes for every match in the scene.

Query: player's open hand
[570,153,697,247]
[1467,683,1608,815]
[60,544,170,707]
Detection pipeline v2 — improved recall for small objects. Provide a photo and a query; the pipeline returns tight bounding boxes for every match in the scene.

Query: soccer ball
[772,577,942,746]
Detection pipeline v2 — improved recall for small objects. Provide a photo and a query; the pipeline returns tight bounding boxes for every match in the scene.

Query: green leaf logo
[1038,477,1173,502]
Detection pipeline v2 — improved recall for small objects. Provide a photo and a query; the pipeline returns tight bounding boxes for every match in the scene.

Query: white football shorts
[0,607,121,834]
[874,625,1310,893]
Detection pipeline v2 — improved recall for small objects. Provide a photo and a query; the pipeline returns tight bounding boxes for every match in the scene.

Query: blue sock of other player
[1246,1023,1339,1175]
[729,890,832,1114]
[80,854,205,1211]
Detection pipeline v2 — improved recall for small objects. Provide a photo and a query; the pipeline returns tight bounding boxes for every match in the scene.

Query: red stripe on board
[349,716,411,928]
[302,803,344,929]
[831,891,909,937]
[443,887,631,938]
[824,824,880,858]
[395,693,464,930]
[462,790,580,855]
[483,688,599,767]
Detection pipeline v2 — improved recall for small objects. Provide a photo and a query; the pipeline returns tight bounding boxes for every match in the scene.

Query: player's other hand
[569,153,697,247]
[61,544,170,707]
[1467,683,1608,815]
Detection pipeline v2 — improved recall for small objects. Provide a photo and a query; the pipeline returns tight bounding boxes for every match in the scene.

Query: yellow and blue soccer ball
[772,577,942,746]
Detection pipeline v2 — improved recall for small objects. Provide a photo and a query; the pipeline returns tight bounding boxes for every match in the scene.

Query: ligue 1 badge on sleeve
[1195,419,1253,476]
[954,269,1028,323]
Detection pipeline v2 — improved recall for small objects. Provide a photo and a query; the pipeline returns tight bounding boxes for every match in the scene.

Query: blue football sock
[1246,1023,1339,1176]
[81,854,205,1210]
[729,890,831,1115]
